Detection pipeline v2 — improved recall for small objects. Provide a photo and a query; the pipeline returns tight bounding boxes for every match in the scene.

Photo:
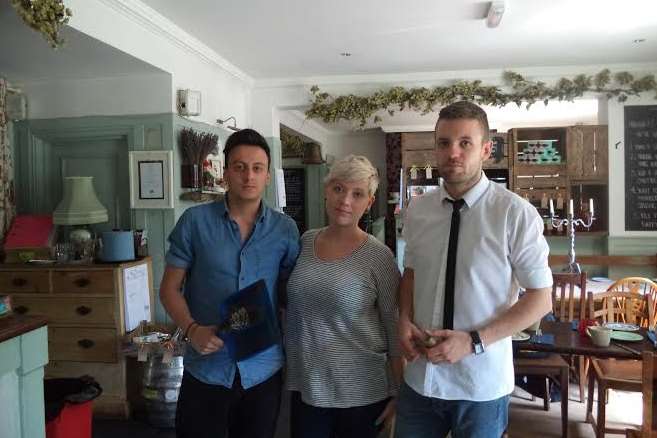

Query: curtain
[0,78,16,241]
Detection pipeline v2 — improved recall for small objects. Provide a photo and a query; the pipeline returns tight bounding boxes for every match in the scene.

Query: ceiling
[0,2,165,83]
[141,0,657,79]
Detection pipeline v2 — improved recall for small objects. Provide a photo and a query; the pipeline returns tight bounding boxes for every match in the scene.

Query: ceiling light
[486,1,505,28]
[633,38,646,43]
[340,52,352,57]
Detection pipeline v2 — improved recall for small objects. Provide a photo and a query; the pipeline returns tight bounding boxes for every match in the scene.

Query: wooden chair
[514,355,569,438]
[511,273,585,437]
[626,351,657,438]
[552,272,588,322]
[551,272,589,403]
[586,291,656,438]
[607,277,657,327]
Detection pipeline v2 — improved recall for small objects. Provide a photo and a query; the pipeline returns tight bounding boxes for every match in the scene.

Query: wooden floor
[508,383,642,437]
[93,383,642,438]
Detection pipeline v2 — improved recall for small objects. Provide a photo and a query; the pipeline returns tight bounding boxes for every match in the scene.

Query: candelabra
[549,205,595,274]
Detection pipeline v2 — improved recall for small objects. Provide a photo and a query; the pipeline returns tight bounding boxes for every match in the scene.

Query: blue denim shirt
[165,200,300,389]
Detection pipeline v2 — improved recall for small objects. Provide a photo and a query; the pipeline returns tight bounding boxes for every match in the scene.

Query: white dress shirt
[403,173,552,401]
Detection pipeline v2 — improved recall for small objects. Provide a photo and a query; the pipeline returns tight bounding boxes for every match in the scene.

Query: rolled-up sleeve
[165,210,194,269]
[509,205,553,290]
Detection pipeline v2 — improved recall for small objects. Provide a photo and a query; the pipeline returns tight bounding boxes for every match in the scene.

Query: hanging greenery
[306,70,657,127]
[11,0,72,48]
[281,128,305,158]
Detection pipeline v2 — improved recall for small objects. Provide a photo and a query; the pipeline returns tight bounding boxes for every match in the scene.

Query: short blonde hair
[324,154,379,196]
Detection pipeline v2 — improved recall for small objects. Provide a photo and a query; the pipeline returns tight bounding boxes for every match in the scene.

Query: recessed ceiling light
[633,38,646,43]
[340,52,352,57]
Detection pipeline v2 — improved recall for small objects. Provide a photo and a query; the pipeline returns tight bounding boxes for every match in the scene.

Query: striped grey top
[285,228,401,408]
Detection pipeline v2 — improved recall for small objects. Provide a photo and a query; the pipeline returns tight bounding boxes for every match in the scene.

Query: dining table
[515,320,656,359]
[513,320,655,437]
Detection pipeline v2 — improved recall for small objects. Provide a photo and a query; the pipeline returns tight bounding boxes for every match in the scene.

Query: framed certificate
[129,151,174,208]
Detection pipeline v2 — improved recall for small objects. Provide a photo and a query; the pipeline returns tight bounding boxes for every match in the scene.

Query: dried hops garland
[280,128,305,158]
[11,0,72,48]
[306,70,657,127]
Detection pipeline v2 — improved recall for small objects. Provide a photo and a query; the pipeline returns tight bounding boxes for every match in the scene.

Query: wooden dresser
[0,257,153,417]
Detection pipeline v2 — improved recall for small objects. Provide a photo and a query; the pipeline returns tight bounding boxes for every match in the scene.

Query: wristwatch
[470,331,485,355]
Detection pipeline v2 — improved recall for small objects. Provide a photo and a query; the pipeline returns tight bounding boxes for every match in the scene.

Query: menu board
[625,105,657,231]
[283,168,306,234]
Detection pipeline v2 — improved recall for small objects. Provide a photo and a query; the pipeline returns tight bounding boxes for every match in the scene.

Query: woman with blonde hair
[285,154,401,438]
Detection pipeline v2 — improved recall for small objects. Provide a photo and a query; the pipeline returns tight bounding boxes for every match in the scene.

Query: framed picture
[129,150,174,208]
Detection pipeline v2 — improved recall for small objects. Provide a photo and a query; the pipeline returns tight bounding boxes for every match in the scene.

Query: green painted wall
[546,234,657,279]
[14,114,177,323]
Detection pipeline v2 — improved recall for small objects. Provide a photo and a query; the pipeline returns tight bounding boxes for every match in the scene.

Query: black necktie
[444,198,465,330]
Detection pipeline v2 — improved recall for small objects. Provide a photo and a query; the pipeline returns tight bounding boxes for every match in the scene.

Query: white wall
[24,74,172,119]
[278,110,332,146]
[608,92,657,237]
[65,0,252,126]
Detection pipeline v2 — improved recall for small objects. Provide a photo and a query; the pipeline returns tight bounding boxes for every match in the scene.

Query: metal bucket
[141,355,184,428]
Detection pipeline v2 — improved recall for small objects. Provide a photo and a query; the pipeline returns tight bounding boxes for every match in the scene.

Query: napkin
[530,333,555,345]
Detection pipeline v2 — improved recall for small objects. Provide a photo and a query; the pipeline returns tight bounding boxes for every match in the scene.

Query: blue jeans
[395,382,509,438]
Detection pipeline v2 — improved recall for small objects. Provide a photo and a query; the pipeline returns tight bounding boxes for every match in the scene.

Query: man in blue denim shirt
[160,129,300,438]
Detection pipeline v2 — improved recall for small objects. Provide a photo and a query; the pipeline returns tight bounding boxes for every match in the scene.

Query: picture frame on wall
[129,150,174,208]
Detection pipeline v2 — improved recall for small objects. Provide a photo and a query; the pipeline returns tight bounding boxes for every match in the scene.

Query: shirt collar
[217,197,270,223]
[440,172,490,208]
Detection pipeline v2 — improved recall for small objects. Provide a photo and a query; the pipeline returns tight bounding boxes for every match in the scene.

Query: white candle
[549,198,554,215]
[589,198,594,217]
[569,199,574,216]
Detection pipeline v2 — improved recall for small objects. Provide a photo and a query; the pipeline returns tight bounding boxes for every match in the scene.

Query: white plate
[604,322,640,332]
[512,331,530,342]
[591,277,612,282]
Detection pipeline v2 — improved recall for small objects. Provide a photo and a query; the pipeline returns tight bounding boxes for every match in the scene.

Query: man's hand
[398,316,425,361]
[189,324,224,355]
[424,329,473,364]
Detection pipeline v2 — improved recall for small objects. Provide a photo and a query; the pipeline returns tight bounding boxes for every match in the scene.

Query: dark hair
[223,128,271,168]
[436,101,490,142]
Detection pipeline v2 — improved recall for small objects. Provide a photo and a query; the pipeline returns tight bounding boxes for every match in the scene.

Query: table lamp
[53,176,108,258]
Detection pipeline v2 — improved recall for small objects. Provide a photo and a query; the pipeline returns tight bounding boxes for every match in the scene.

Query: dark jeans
[175,370,282,438]
[395,382,509,438]
[290,391,389,438]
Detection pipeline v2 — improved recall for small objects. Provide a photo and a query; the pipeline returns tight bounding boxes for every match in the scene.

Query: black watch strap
[470,330,485,355]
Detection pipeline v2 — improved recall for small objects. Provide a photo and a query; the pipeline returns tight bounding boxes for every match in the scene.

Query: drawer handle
[12,278,27,287]
[74,278,91,287]
[77,339,95,349]
[76,306,92,316]
[15,305,29,314]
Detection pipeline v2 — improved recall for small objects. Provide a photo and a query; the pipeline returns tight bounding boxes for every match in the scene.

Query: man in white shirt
[395,101,553,438]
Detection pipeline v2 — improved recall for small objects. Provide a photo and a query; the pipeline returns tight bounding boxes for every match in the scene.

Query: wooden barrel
[141,355,184,428]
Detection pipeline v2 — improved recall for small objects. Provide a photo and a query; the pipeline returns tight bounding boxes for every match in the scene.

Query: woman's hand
[375,397,397,430]
[189,324,224,355]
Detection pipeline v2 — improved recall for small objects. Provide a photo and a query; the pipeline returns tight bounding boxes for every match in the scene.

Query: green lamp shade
[53,176,108,225]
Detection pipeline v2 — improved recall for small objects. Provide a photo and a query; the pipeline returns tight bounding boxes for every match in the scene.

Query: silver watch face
[474,343,484,355]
